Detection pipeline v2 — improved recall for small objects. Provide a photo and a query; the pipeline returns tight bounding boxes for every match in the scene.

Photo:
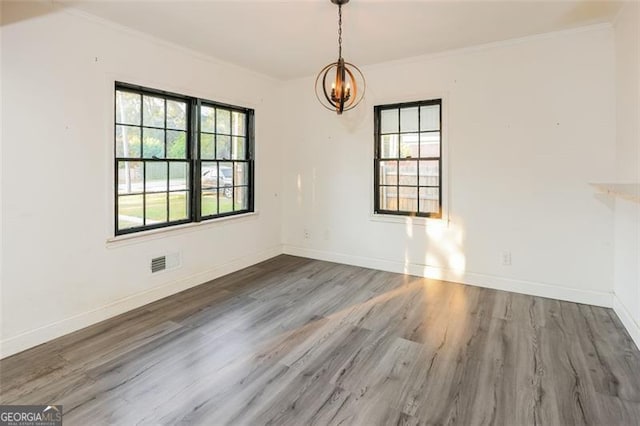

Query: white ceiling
[60,0,623,80]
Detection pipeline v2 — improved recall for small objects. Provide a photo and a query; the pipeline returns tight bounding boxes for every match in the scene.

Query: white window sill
[369,212,449,227]
[106,211,259,248]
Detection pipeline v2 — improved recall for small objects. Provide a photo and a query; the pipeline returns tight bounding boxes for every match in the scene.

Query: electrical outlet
[501,251,512,266]
[304,229,311,240]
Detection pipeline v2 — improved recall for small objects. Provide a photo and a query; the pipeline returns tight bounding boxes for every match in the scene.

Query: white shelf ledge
[590,183,640,203]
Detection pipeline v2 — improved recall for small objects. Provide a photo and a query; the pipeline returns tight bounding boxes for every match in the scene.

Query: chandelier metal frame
[314,0,366,115]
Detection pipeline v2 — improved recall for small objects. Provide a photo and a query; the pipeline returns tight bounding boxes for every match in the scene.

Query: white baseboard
[0,245,283,359]
[613,295,640,351]
[283,245,614,308]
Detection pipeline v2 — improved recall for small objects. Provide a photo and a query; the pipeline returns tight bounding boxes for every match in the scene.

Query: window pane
[118,194,143,229]
[419,132,440,158]
[419,187,439,214]
[143,128,164,158]
[201,106,215,132]
[117,161,143,194]
[201,162,218,190]
[399,160,418,185]
[420,105,440,131]
[232,111,246,136]
[220,187,233,202]
[232,136,246,160]
[145,162,168,192]
[400,107,419,132]
[399,187,418,212]
[216,109,231,134]
[219,161,233,189]
[169,162,188,191]
[143,95,165,128]
[201,190,218,216]
[219,195,233,214]
[379,161,398,185]
[201,133,215,159]
[400,133,418,158]
[418,160,439,186]
[380,109,398,134]
[115,125,141,158]
[234,187,248,211]
[166,130,187,159]
[145,193,168,223]
[234,162,248,186]
[217,135,231,160]
[381,134,399,159]
[115,91,140,125]
[167,100,186,130]
[379,186,398,211]
[169,191,189,221]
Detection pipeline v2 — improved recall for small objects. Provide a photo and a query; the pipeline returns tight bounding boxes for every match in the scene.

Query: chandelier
[315,0,366,115]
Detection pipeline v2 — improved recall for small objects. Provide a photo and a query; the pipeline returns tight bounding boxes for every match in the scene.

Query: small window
[115,83,254,235]
[374,99,442,218]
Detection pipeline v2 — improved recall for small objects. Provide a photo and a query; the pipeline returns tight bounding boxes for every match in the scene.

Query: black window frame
[374,99,442,218]
[114,82,255,236]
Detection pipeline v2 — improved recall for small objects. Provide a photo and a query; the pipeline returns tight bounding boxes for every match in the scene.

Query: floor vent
[151,256,166,273]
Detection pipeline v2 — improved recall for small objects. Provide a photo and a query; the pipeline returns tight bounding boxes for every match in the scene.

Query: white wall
[0,1,283,357]
[281,25,617,307]
[613,1,640,348]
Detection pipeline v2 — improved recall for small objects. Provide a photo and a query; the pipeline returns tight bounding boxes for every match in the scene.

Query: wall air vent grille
[151,256,166,273]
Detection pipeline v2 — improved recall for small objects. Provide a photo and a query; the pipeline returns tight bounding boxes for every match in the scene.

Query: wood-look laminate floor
[1,255,639,425]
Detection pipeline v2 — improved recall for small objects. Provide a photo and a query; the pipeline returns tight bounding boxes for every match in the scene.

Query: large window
[115,83,254,235]
[374,99,442,218]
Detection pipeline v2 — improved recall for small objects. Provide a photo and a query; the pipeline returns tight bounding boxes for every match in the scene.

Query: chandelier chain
[338,4,343,59]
